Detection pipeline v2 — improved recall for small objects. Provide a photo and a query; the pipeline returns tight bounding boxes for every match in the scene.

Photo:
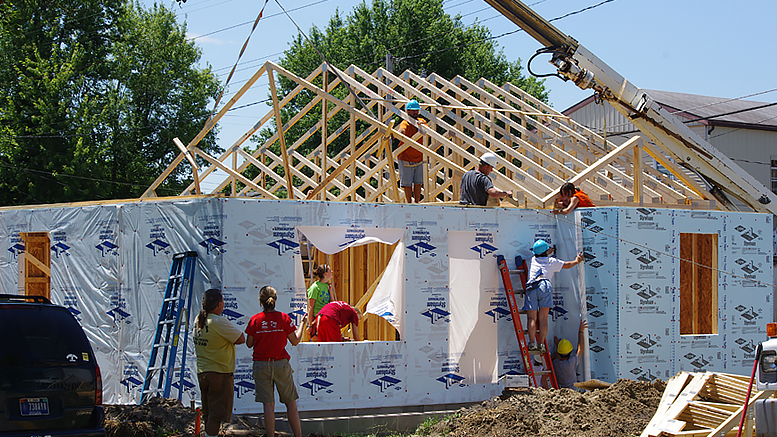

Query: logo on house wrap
[171,370,196,398]
[421,307,450,324]
[52,242,71,258]
[407,241,437,258]
[200,216,226,255]
[289,296,307,326]
[146,226,171,256]
[301,377,334,396]
[630,332,658,353]
[735,258,761,276]
[470,232,497,259]
[630,247,658,268]
[437,371,465,389]
[589,338,604,354]
[200,237,226,255]
[96,226,118,256]
[549,305,568,322]
[630,367,659,382]
[233,365,255,398]
[371,376,402,392]
[485,296,510,323]
[63,291,81,321]
[684,352,712,370]
[735,338,757,356]
[8,242,24,259]
[268,238,298,256]
[338,228,367,248]
[107,297,132,325]
[221,291,245,325]
[636,208,657,218]
[120,363,142,394]
[735,225,761,245]
[631,283,658,302]
[735,305,761,326]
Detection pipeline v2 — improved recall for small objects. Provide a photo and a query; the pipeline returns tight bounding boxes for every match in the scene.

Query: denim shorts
[522,279,553,311]
[399,160,423,187]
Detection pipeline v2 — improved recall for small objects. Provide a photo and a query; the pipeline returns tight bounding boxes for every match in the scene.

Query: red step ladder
[497,255,558,389]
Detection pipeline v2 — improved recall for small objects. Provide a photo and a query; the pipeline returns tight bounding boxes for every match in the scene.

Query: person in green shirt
[306,264,336,340]
[193,288,245,437]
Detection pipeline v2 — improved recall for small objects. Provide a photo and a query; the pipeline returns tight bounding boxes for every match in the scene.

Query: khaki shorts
[253,359,299,404]
[197,372,234,425]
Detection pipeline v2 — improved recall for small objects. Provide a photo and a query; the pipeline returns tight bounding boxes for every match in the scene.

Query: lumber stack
[641,371,773,437]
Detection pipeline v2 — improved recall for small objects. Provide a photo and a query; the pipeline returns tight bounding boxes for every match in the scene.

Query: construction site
[5,0,777,436]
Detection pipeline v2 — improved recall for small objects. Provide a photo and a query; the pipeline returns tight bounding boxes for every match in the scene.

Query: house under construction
[6,61,773,435]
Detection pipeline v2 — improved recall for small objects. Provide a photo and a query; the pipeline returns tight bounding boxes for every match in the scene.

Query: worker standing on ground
[314,301,362,342]
[246,286,306,437]
[459,152,513,206]
[193,288,246,437]
[395,99,427,203]
[552,320,588,389]
[524,240,584,355]
[553,182,594,215]
[306,263,336,341]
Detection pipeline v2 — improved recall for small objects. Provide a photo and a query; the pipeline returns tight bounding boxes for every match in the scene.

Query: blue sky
[147,0,776,150]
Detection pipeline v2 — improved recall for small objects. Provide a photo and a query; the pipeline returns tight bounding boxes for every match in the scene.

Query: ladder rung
[153,342,172,348]
[534,370,551,375]
[508,269,526,274]
[163,297,179,303]
[159,319,175,325]
[527,350,544,356]
[169,273,183,280]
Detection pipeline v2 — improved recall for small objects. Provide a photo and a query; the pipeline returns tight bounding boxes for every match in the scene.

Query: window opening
[301,234,399,342]
[679,233,718,335]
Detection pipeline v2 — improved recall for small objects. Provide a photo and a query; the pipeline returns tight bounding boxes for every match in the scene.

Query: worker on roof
[552,320,588,389]
[553,182,594,215]
[459,152,513,206]
[524,240,584,355]
[394,99,427,203]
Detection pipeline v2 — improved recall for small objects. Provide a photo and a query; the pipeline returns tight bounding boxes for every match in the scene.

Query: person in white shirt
[523,240,583,353]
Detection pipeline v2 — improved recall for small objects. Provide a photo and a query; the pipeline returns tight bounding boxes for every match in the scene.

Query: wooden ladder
[497,254,558,389]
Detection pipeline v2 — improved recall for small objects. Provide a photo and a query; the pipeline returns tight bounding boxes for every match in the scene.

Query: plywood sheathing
[143,61,714,209]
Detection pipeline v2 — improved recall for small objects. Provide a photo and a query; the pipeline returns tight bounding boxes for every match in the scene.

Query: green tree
[0,0,221,205]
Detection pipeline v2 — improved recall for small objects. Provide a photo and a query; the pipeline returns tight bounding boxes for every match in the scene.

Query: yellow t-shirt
[193,313,242,374]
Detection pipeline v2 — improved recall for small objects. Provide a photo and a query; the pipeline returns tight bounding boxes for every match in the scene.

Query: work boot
[527,342,539,352]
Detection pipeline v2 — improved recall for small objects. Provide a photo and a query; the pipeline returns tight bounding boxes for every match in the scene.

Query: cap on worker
[557,339,573,355]
[406,99,421,111]
[532,239,550,255]
[480,152,498,168]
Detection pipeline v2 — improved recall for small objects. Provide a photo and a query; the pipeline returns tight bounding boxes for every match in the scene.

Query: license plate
[20,397,49,416]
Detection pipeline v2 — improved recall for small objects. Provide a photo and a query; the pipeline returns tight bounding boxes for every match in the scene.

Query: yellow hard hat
[558,339,573,355]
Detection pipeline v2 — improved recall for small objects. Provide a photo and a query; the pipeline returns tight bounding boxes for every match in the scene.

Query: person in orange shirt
[553,182,595,215]
[395,99,426,203]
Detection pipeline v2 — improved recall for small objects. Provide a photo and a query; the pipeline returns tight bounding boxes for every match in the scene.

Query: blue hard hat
[406,99,421,111]
[532,240,550,255]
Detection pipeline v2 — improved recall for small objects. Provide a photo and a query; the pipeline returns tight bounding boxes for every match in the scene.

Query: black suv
[0,294,104,436]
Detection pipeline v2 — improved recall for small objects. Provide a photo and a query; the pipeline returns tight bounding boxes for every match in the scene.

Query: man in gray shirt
[459,152,513,206]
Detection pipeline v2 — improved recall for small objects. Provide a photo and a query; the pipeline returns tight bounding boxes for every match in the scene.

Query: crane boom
[486,0,777,214]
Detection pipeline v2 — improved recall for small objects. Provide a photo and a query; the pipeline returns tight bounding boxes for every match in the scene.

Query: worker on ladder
[524,240,584,355]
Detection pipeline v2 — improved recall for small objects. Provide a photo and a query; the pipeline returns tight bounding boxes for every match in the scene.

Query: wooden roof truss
[142,61,712,208]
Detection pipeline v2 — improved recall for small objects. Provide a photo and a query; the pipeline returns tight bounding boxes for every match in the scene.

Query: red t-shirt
[316,301,359,328]
[573,189,595,207]
[245,310,296,361]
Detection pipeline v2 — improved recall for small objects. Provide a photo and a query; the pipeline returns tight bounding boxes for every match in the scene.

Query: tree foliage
[0,0,221,205]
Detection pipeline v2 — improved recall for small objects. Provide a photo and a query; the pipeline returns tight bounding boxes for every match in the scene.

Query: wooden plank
[703,389,771,437]
[267,65,295,199]
[680,233,694,335]
[646,373,712,437]
[641,372,693,437]
[698,234,715,334]
[173,138,200,195]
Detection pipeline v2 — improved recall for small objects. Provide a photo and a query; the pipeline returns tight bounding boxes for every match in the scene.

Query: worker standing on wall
[553,182,594,215]
[246,286,306,437]
[306,263,336,341]
[193,289,246,437]
[394,99,427,203]
[524,240,584,355]
[459,152,513,206]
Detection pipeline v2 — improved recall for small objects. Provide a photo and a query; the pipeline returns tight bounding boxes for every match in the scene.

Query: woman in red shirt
[245,286,306,437]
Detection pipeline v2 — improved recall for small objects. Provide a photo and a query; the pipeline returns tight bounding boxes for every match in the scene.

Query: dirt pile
[421,379,666,437]
[104,379,665,436]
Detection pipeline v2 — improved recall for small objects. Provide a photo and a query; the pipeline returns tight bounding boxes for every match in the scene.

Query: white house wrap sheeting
[0,198,771,415]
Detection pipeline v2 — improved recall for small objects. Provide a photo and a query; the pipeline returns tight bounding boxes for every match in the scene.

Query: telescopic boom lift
[485,0,777,215]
